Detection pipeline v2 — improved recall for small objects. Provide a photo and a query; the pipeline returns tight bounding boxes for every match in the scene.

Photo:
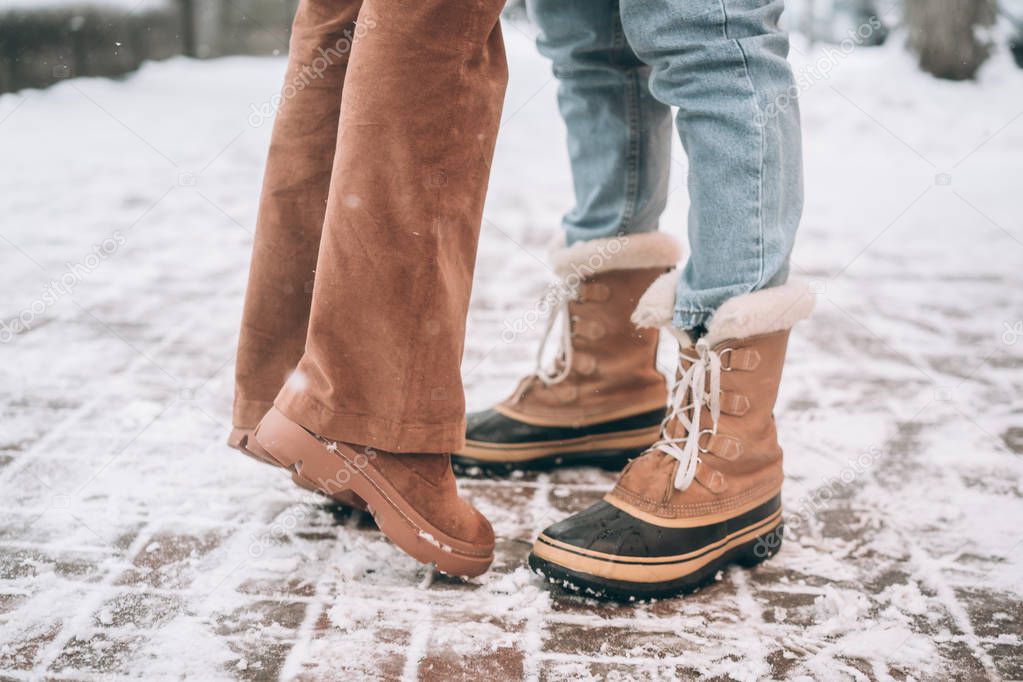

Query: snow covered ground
[0,18,1021,682]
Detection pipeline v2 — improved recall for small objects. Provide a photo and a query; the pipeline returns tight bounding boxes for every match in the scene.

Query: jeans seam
[620,70,642,235]
[735,39,766,292]
[717,0,767,293]
[612,12,640,235]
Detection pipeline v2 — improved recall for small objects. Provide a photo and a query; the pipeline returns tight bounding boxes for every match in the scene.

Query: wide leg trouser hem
[275,390,466,455]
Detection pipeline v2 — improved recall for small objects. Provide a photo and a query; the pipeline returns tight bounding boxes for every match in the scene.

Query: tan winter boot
[455,232,682,473]
[253,407,495,578]
[529,273,814,599]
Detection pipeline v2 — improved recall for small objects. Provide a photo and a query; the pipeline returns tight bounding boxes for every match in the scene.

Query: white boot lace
[532,288,576,387]
[649,332,727,490]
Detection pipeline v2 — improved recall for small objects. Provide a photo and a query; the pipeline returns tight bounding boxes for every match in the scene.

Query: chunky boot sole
[228,427,367,511]
[254,408,494,578]
[529,511,783,601]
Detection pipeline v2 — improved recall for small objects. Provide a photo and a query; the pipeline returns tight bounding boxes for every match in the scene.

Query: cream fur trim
[630,270,680,329]
[703,280,815,346]
[631,270,815,345]
[550,232,683,277]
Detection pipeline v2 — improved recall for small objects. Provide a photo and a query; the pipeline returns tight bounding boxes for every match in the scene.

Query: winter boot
[228,427,367,510]
[528,273,814,599]
[253,407,495,578]
[455,233,682,473]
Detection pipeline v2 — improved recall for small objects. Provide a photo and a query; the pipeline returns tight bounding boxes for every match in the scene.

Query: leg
[455,0,681,474]
[273,0,508,455]
[620,0,804,331]
[233,0,363,431]
[528,0,673,244]
[528,0,812,599]
[253,0,508,578]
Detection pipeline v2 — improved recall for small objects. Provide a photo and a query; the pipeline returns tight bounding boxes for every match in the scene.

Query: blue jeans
[528,0,803,331]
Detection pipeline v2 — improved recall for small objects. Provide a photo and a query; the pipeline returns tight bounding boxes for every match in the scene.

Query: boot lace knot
[649,332,730,491]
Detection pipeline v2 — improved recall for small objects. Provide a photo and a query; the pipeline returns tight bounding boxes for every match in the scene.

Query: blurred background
[3,0,1023,93]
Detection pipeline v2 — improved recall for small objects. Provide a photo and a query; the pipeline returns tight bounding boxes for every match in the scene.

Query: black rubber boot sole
[527,523,784,602]
[456,407,664,476]
[452,447,645,476]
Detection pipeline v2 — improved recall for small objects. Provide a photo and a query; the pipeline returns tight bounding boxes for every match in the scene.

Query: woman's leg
[253,0,509,578]
[273,0,509,455]
[233,0,363,432]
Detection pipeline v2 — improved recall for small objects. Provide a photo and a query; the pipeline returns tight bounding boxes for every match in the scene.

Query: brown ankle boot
[254,408,495,577]
[529,275,815,599]
[455,233,682,473]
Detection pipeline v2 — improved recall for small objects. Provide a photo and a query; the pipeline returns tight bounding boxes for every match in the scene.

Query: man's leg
[531,0,673,244]
[527,0,810,599]
[621,0,804,332]
[454,0,681,473]
[255,0,509,578]
[232,0,362,434]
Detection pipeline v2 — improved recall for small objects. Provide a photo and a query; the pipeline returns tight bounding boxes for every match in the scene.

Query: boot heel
[735,522,784,568]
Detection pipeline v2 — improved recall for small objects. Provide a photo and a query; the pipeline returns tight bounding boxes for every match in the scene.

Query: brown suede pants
[233,0,508,453]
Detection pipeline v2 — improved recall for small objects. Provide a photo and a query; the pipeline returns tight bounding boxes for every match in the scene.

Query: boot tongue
[665,359,695,441]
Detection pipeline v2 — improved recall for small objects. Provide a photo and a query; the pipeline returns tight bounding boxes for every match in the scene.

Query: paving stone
[225,637,295,680]
[0,622,62,671]
[554,624,674,657]
[0,548,109,583]
[419,613,526,681]
[213,599,308,638]
[539,659,703,681]
[91,590,184,629]
[115,528,234,590]
[49,631,147,675]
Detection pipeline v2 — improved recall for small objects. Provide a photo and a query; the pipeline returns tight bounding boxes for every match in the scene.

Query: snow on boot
[528,274,814,599]
[254,407,495,578]
[455,233,682,474]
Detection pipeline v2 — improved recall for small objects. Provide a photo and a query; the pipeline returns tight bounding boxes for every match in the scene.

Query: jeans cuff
[673,308,713,333]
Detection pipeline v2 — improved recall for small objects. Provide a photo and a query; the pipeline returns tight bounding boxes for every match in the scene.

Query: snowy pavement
[1,19,1022,682]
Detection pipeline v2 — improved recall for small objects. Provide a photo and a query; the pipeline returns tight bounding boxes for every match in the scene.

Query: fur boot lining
[631,271,815,345]
[630,269,680,329]
[702,280,815,346]
[550,232,683,277]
